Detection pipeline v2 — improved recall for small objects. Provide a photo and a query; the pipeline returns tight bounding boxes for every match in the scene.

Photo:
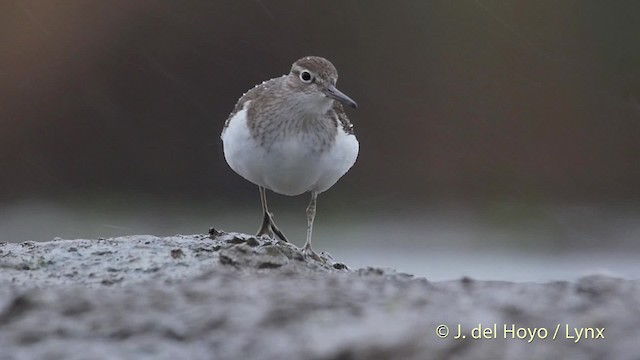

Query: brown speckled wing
[221,76,284,133]
[333,102,355,135]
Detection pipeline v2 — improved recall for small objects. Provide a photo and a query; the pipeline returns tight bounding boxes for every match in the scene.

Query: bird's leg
[255,186,288,242]
[256,186,273,237]
[302,191,321,260]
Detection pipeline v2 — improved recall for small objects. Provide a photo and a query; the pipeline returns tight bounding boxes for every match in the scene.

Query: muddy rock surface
[0,232,637,360]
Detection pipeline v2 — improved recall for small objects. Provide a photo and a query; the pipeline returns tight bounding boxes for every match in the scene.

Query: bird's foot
[301,243,323,262]
[255,228,274,239]
[256,212,288,242]
[270,223,288,243]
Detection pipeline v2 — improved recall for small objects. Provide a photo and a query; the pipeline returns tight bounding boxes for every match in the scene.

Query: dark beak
[325,84,358,108]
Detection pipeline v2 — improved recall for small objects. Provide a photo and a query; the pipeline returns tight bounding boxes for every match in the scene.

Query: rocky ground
[0,231,638,360]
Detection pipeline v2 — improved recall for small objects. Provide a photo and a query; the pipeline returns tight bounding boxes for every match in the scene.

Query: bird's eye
[299,70,313,83]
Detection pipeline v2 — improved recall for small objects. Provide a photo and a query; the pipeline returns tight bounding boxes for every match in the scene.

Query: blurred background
[1,1,639,281]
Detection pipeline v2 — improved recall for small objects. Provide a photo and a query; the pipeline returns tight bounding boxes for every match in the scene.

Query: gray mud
[0,231,637,360]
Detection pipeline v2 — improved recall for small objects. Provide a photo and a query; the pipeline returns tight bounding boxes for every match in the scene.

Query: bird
[220,56,359,259]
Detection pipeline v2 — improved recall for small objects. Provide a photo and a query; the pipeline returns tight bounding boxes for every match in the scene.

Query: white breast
[222,105,358,196]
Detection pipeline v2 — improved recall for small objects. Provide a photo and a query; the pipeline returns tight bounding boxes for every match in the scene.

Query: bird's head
[286,56,357,113]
